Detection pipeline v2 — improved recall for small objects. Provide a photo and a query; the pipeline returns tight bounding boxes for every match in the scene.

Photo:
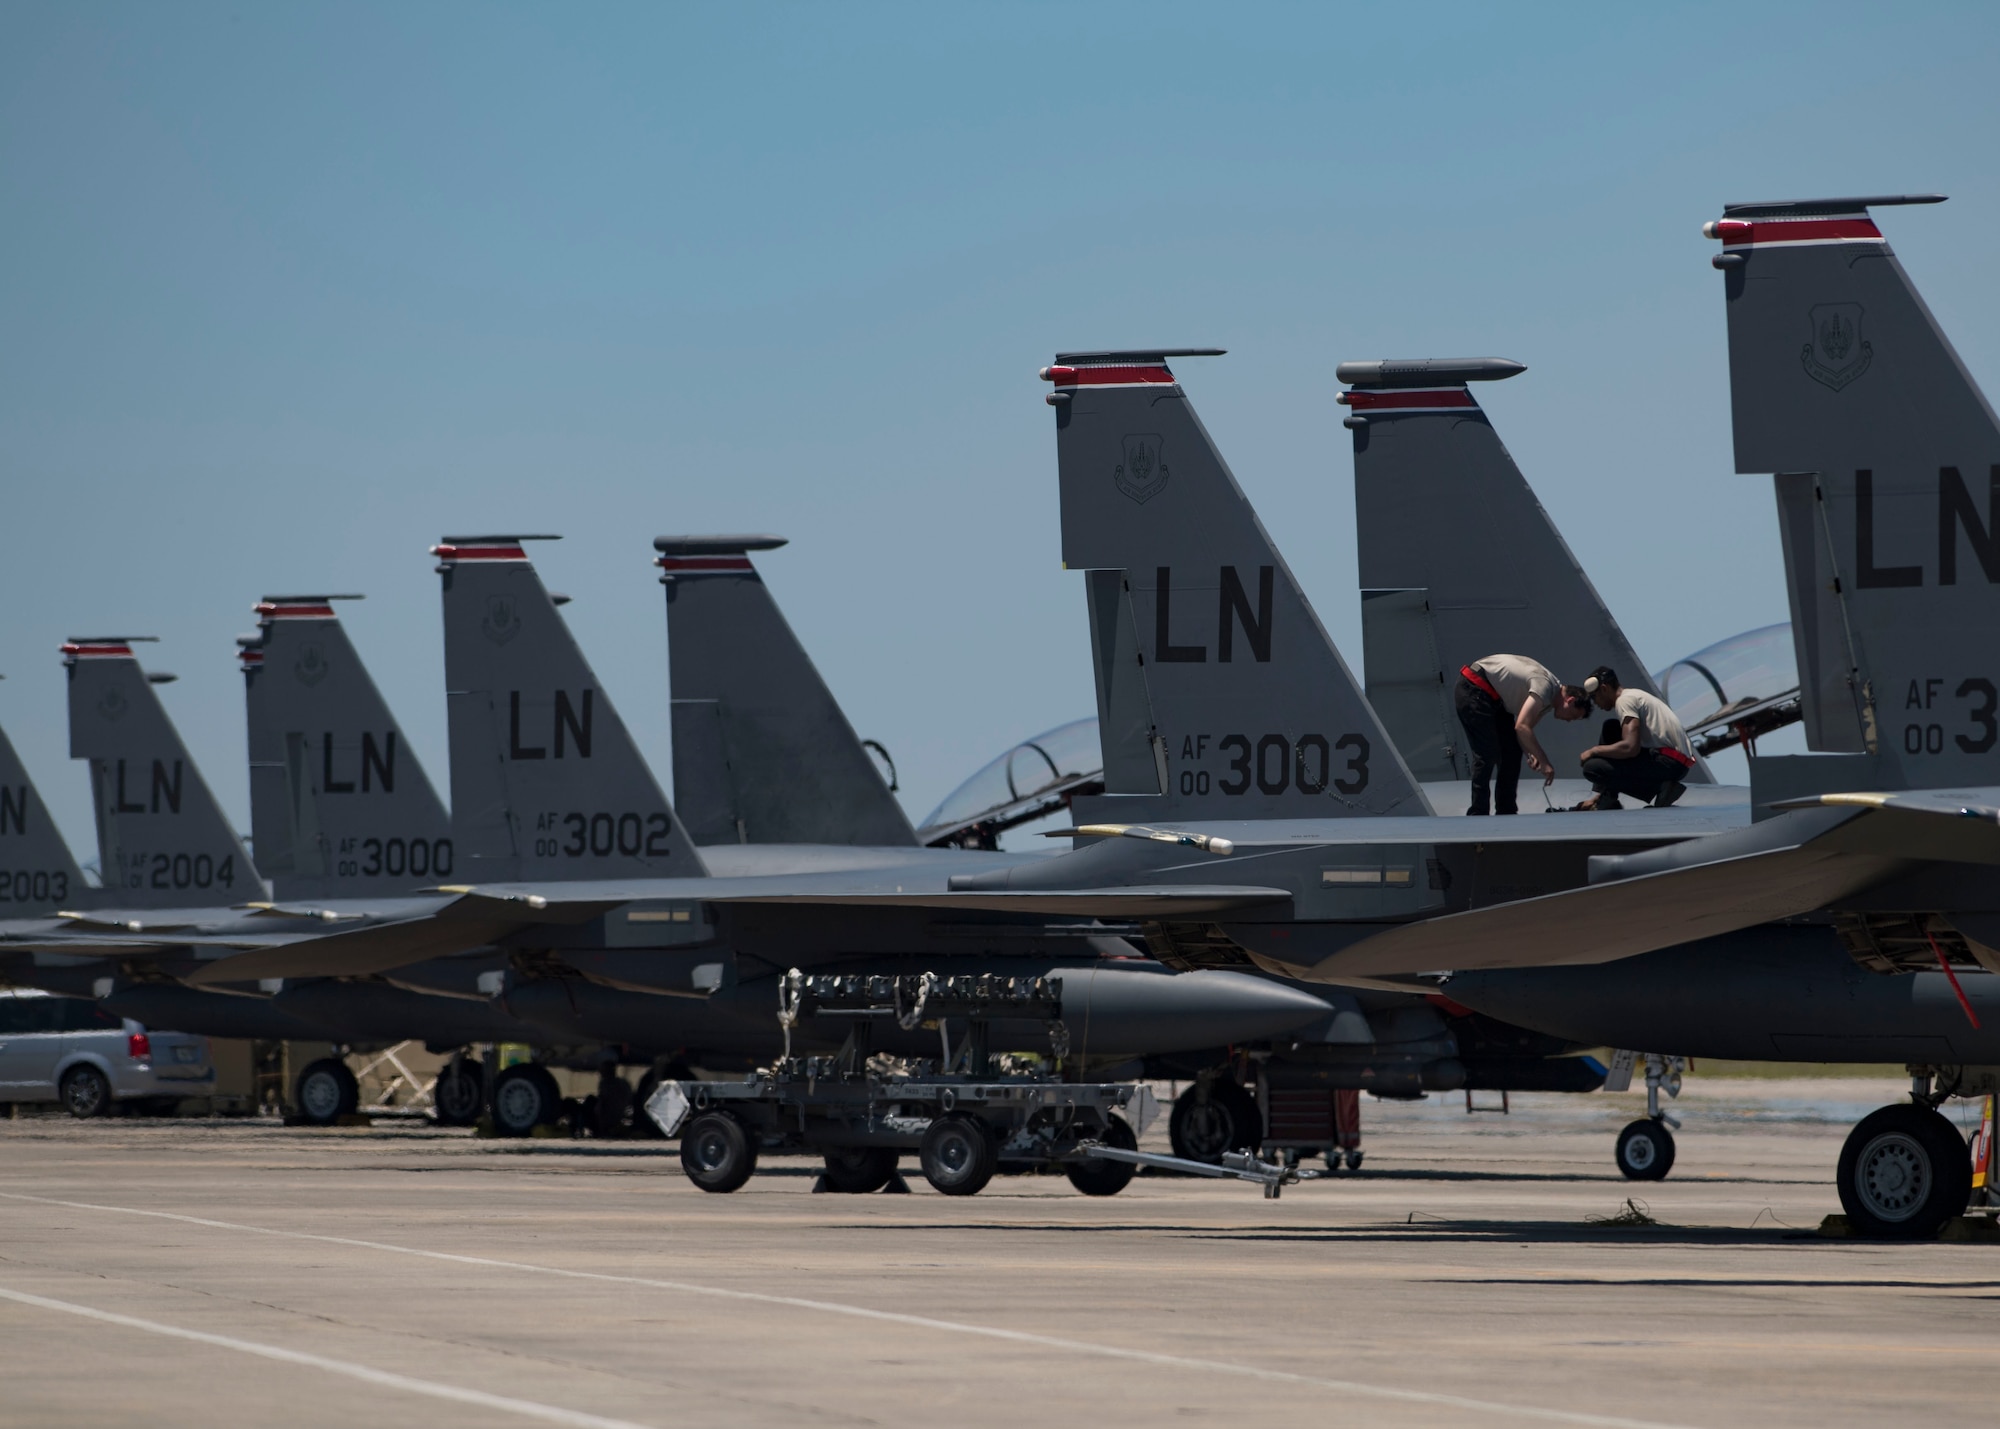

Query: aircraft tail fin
[657,536,917,847]
[434,537,705,882]
[1708,195,2000,782]
[241,596,454,898]
[0,689,88,913]
[64,639,264,905]
[1343,358,1707,782]
[1048,351,1430,817]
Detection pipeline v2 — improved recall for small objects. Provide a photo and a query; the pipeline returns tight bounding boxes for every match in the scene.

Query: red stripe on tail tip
[1339,387,1476,411]
[60,643,134,658]
[1039,364,1178,387]
[655,556,755,573]
[254,603,337,620]
[1706,216,1882,248]
[430,543,529,562]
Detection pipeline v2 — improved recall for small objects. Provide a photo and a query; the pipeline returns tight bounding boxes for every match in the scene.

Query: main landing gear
[1613,1052,1681,1182]
[1835,1069,1974,1241]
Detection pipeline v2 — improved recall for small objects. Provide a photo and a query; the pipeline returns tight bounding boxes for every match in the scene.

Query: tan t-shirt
[1614,688,1694,757]
[1468,654,1560,716]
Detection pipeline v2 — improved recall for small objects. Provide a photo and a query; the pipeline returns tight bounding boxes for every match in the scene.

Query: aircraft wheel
[294,1058,359,1126]
[1064,1115,1138,1197]
[1169,1079,1260,1164]
[1615,1119,1675,1181]
[1837,1103,1973,1240]
[490,1063,562,1137]
[920,1113,998,1196]
[680,1111,757,1193]
[60,1065,112,1120]
[431,1059,484,1127]
[819,1146,899,1194]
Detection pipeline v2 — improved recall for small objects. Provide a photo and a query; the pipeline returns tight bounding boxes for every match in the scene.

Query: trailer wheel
[820,1146,899,1194]
[294,1058,358,1126]
[431,1059,484,1127]
[1836,1103,1972,1240]
[681,1111,757,1193]
[1064,1116,1138,1197]
[920,1113,997,1196]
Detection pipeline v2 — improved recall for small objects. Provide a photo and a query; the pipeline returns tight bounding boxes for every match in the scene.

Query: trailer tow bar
[1070,1142,1326,1198]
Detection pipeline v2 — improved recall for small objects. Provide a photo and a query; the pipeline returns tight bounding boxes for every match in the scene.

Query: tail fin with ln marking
[64,638,263,905]
[1707,194,2000,785]
[241,596,454,899]
[434,536,705,883]
[1046,350,1430,819]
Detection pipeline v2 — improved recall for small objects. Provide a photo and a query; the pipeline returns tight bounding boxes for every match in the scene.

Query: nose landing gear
[1612,1052,1683,1182]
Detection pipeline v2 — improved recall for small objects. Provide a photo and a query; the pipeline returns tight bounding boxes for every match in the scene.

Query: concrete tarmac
[2,1076,1995,1429]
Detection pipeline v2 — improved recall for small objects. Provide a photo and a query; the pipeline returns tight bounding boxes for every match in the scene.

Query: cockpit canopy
[917,716,1104,848]
[1652,621,1801,753]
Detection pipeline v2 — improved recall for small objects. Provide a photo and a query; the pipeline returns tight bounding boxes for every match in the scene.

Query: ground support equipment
[646,970,1161,1196]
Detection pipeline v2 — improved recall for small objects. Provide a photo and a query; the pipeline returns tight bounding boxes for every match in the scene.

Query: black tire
[294,1058,359,1126]
[59,1065,112,1120]
[1837,1103,1974,1240]
[819,1146,899,1194]
[1615,1119,1676,1181]
[1169,1079,1260,1164]
[920,1113,998,1196]
[680,1111,757,1193]
[1064,1115,1138,1197]
[590,1072,634,1138]
[490,1063,562,1137]
[432,1060,484,1127]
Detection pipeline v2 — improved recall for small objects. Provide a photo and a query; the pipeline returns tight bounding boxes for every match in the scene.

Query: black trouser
[1454,677,1520,815]
[1581,749,1689,805]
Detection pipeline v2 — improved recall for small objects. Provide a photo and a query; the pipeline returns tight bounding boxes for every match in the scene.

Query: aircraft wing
[1297,802,2000,982]
[699,885,1292,915]
[183,909,524,984]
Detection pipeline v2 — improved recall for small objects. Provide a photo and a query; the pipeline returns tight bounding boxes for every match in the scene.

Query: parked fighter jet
[655,538,1604,1159]
[1440,194,2000,1236]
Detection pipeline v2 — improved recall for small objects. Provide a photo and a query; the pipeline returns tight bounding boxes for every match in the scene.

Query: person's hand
[1543,767,1556,788]
[1526,751,1552,778]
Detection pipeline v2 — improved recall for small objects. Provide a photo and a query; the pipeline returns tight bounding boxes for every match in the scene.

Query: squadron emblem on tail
[1115,433,1170,504]
[1802,303,1873,391]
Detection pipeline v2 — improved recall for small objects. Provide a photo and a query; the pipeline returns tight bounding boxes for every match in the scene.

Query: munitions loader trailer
[644,969,1331,1198]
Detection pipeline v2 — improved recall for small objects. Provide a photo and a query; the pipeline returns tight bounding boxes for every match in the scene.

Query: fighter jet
[1435,194,2000,1235]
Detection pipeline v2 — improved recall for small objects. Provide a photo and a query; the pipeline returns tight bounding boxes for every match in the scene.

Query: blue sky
[4,2,1996,860]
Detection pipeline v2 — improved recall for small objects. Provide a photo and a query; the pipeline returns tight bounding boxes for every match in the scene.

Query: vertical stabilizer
[1047,351,1430,817]
[0,684,89,913]
[657,536,917,847]
[1342,359,1707,782]
[434,537,705,883]
[1707,195,2000,784]
[64,639,264,905]
[242,596,453,899]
